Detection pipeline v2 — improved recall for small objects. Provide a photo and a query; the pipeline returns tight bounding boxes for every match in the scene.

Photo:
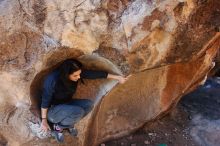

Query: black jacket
[41,69,108,108]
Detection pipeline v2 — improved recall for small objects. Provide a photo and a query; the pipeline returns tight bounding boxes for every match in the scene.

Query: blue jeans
[47,99,94,128]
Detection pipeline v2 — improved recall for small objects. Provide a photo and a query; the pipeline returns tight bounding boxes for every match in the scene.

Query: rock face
[0,0,219,145]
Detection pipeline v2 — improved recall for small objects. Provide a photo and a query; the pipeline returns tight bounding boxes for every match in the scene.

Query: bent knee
[85,100,94,109]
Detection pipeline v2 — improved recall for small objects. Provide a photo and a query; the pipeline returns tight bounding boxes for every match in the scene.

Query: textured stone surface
[85,41,219,145]
[0,0,219,145]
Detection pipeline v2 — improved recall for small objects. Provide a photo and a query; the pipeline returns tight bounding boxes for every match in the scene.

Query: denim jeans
[47,99,94,128]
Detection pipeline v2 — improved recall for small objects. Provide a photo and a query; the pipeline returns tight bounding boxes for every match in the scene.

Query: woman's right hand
[40,119,51,133]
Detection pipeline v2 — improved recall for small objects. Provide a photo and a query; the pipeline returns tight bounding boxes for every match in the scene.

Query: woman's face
[69,70,82,81]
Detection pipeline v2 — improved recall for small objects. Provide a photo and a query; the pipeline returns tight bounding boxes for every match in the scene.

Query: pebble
[148,133,156,136]
[148,133,153,136]
[144,140,150,144]
[100,144,105,146]
[128,136,133,140]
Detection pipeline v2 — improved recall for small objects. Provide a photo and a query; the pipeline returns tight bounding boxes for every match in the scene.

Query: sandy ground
[102,77,220,146]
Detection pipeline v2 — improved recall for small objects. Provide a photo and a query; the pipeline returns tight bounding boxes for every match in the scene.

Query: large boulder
[0,0,219,145]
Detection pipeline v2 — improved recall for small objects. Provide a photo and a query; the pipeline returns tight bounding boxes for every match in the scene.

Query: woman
[40,59,128,142]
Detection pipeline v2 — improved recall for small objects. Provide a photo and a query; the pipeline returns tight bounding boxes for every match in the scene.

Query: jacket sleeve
[41,75,56,108]
[80,69,108,79]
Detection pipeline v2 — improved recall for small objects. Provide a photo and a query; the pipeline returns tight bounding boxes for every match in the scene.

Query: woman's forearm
[107,73,130,84]
[107,74,120,80]
[40,108,51,132]
[41,108,48,119]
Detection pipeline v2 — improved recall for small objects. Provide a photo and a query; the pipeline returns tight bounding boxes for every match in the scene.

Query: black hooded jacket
[41,69,108,108]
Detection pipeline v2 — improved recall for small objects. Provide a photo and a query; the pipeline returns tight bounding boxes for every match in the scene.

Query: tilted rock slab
[0,0,219,145]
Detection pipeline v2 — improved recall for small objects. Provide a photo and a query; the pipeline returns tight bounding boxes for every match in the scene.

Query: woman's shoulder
[44,69,60,83]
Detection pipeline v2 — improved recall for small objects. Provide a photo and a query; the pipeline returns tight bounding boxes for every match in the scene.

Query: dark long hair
[58,58,83,82]
[53,59,83,99]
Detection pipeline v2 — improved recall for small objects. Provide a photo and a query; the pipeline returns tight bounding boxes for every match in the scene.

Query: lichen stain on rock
[166,0,220,63]
[128,28,172,72]
[0,33,27,70]
[0,133,7,146]
[173,2,185,20]
[94,45,130,75]
[59,8,109,52]
[161,59,204,109]
[0,31,43,71]
[105,0,132,21]
[161,34,220,110]
[32,0,47,30]
[141,8,166,31]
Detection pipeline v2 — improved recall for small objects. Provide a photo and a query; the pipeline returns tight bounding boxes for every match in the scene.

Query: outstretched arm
[80,69,108,79]
[81,69,131,83]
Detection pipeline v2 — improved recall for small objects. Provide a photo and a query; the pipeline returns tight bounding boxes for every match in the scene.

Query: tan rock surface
[0,0,219,145]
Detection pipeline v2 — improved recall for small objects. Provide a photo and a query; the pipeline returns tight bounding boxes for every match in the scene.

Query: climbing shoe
[51,130,64,143]
[68,127,78,137]
[51,124,64,143]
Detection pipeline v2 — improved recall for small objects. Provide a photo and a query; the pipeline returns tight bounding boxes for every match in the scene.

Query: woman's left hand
[107,74,132,84]
[116,75,132,84]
